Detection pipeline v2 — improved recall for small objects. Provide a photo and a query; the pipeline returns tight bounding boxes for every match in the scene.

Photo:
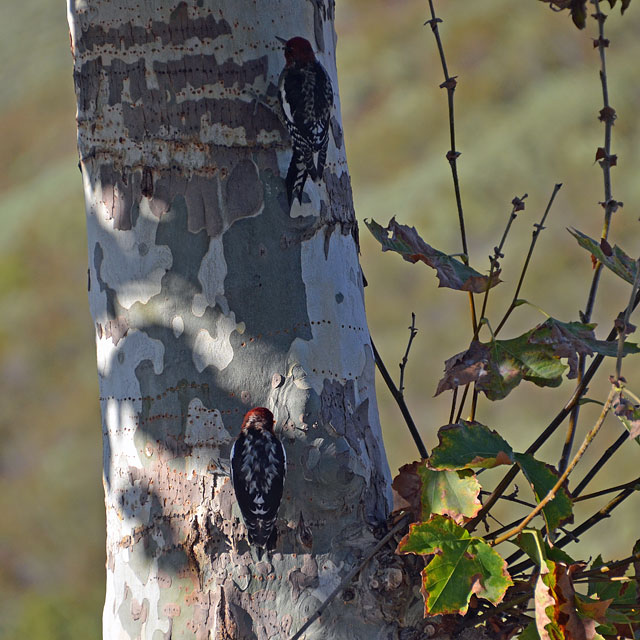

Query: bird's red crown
[282,37,316,65]
[241,407,275,432]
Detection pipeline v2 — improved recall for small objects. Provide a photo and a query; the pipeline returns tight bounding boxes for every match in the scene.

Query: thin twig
[495,184,562,336]
[425,0,478,335]
[399,313,418,395]
[476,195,527,340]
[449,386,458,424]
[454,383,470,423]
[372,339,428,459]
[574,476,640,502]
[288,514,411,640]
[480,490,535,509]
[572,429,629,496]
[491,386,616,546]
[560,0,618,475]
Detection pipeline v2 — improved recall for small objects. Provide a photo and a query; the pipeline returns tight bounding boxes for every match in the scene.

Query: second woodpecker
[278,36,333,207]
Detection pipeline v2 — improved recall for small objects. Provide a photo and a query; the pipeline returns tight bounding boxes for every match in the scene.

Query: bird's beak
[275,36,287,45]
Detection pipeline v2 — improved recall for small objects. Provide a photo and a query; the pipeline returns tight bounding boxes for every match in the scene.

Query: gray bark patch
[225,159,263,223]
[75,2,231,54]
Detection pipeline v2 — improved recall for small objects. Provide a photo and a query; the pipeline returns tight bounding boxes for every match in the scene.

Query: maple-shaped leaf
[612,390,640,441]
[514,453,573,532]
[539,0,588,28]
[365,217,501,293]
[436,319,639,401]
[397,515,512,616]
[428,421,514,470]
[570,228,639,285]
[392,461,481,524]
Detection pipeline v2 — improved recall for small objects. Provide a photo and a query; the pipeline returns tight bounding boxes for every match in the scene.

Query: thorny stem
[509,478,640,576]
[372,340,429,459]
[560,0,618,474]
[399,313,418,395]
[494,184,562,336]
[288,514,411,640]
[573,476,640,502]
[491,386,616,546]
[466,289,640,534]
[425,0,478,335]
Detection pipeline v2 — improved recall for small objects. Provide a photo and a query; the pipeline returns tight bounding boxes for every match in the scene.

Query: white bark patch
[192,236,228,316]
[92,195,172,310]
[312,558,344,601]
[192,313,238,372]
[99,329,164,480]
[289,232,368,394]
[171,315,184,338]
[104,555,170,640]
[184,399,232,475]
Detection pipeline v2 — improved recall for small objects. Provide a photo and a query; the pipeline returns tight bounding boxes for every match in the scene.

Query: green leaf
[518,622,541,640]
[428,421,514,470]
[397,515,512,615]
[392,462,482,523]
[365,217,501,293]
[514,453,573,532]
[435,318,638,401]
[569,228,639,285]
[419,468,482,524]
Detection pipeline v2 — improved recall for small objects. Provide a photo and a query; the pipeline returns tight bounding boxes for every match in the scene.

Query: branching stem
[399,313,418,395]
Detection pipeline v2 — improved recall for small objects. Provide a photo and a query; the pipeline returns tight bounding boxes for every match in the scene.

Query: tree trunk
[68,1,424,637]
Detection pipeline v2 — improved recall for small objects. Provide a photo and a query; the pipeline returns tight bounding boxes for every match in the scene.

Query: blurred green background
[1,1,639,637]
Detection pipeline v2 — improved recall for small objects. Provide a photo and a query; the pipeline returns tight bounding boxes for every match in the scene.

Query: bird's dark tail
[314,144,327,184]
[286,150,309,206]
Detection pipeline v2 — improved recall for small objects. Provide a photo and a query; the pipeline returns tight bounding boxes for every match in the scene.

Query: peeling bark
[68,1,428,637]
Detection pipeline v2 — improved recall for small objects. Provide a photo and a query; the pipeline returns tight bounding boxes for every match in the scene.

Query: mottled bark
[67,1,425,637]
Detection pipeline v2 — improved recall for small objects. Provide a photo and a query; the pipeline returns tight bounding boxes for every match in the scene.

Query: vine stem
[491,386,615,546]
[288,514,411,640]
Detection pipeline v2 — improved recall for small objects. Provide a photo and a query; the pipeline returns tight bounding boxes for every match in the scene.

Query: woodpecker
[230,407,286,553]
[277,36,334,207]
